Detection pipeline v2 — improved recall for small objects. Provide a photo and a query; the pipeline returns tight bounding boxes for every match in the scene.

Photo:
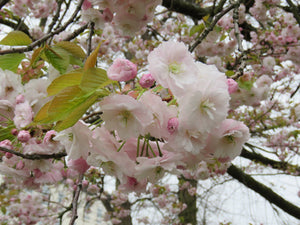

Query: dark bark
[178,177,198,225]
[0,0,10,9]
[101,194,133,225]
[0,18,31,37]
[162,0,211,20]
[0,146,67,160]
[227,164,300,220]
[241,148,300,174]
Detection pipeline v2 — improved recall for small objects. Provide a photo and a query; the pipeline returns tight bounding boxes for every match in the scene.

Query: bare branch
[69,174,84,225]
[227,164,300,220]
[0,146,67,160]
[0,0,85,55]
[189,3,236,52]
[162,0,211,20]
[240,147,300,175]
[0,0,10,9]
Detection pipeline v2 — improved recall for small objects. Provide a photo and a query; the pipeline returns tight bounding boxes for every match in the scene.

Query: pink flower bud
[17,130,31,142]
[43,130,56,144]
[139,73,155,88]
[167,117,179,134]
[82,0,92,10]
[16,160,25,170]
[11,128,18,136]
[227,78,238,94]
[5,152,13,159]
[87,184,100,194]
[15,94,25,104]
[0,140,13,149]
[82,180,89,188]
[103,8,113,22]
[107,58,137,82]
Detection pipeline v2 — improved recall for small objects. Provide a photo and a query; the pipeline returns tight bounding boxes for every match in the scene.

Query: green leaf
[55,41,86,59]
[0,31,32,46]
[84,43,101,70]
[0,124,15,141]
[1,206,6,214]
[219,34,227,42]
[33,101,52,124]
[30,47,43,66]
[189,24,205,36]
[225,70,235,77]
[47,69,84,96]
[35,85,100,130]
[54,94,98,131]
[47,86,89,121]
[80,68,110,92]
[55,41,85,67]
[44,46,70,74]
[238,79,253,91]
[0,53,25,72]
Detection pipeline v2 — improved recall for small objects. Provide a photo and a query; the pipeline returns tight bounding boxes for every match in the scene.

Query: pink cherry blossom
[100,94,153,140]
[67,158,90,174]
[205,119,250,161]
[147,41,198,97]
[13,101,33,129]
[53,120,93,160]
[139,91,177,139]
[107,58,137,82]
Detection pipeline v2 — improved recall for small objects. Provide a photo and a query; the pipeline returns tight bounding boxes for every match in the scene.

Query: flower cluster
[81,0,162,36]
[51,41,249,191]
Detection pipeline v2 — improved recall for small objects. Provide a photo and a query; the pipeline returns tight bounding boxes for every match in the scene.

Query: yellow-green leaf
[35,86,92,126]
[34,101,52,123]
[0,53,25,72]
[80,67,110,92]
[55,41,86,59]
[84,43,101,70]
[0,31,32,46]
[30,47,43,66]
[47,69,84,96]
[189,24,205,36]
[225,70,235,77]
[44,46,70,74]
[47,86,88,120]
[55,94,98,131]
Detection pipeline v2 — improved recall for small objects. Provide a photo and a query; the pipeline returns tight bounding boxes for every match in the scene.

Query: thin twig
[231,0,248,80]
[47,0,64,34]
[63,23,89,41]
[189,3,237,52]
[69,174,84,225]
[0,146,67,160]
[86,22,95,57]
[0,0,85,55]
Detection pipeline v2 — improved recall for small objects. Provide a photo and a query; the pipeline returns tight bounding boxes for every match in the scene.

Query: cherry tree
[0,0,299,224]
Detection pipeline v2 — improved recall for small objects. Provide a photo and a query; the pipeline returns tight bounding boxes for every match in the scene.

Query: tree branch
[285,0,300,25]
[0,18,31,37]
[69,174,84,225]
[240,148,300,175]
[0,0,85,55]
[0,146,67,160]
[162,0,211,20]
[227,164,300,219]
[0,0,10,9]
[189,3,236,52]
